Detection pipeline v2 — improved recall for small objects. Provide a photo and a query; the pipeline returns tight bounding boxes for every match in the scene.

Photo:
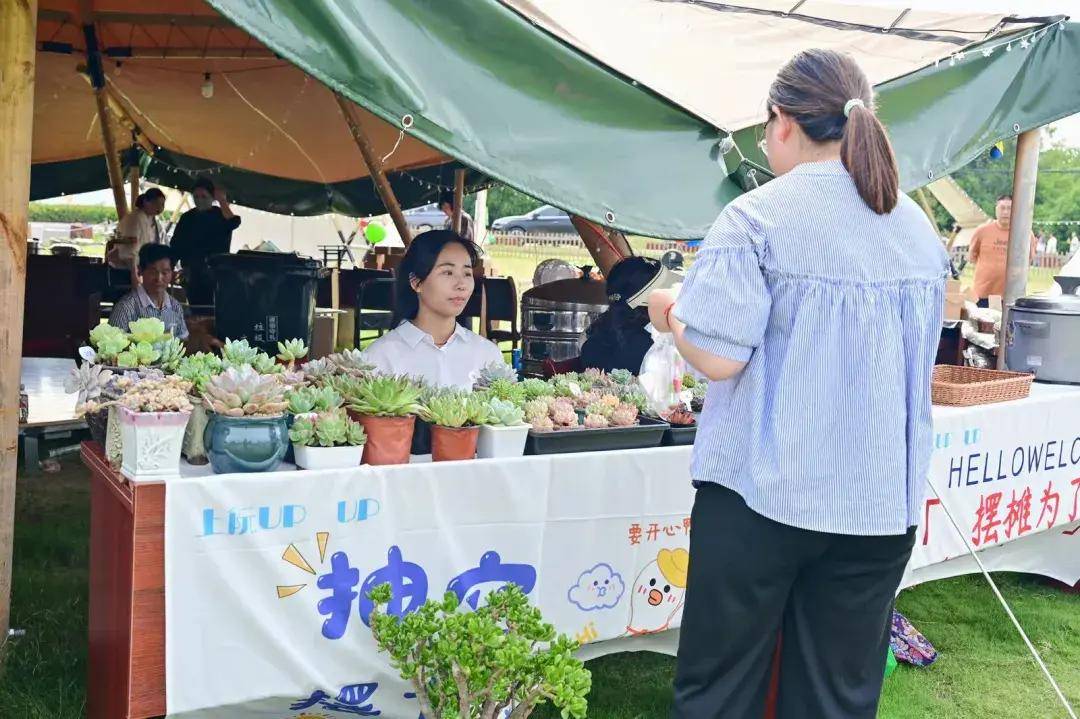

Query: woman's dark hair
[586,256,661,344]
[438,190,456,210]
[138,243,175,272]
[768,49,899,214]
[393,230,480,324]
[192,177,215,194]
[134,187,165,209]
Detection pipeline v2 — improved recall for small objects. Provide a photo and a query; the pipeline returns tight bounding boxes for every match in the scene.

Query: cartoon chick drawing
[626,548,689,635]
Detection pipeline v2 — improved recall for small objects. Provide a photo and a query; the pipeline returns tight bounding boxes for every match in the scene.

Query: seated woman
[108,243,189,340]
[362,230,502,388]
[580,256,680,374]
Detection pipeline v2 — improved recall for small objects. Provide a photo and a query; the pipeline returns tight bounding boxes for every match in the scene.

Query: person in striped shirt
[651,49,948,719]
[109,243,189,341]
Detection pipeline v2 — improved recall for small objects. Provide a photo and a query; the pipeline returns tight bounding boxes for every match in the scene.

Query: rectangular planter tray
[661,423,697,446]
[524,417,669,455]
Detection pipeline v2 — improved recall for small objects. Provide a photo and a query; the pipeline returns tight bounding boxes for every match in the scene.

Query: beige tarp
[499,0,1037,131]
[34,0,447,182]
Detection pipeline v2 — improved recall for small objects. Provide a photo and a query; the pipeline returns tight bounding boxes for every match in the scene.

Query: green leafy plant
[337,374,422,418]
[486,398,526,427]
[202,365,289,417]
[175,352,224,394]
[473,360,518,388]
[487,378,527,408]
[287,385,342,415]
[420,391,471,428]
[116,341,160,368]
[521,378,554,401]
[327,348,375,377]
[289,409,365,447]
[251,352,284,374]
[221,338,260,367]
[157,337,187,373]
[466,393,493,426]
[550,374,582,398]
[608,368,634,386]
[367,583,590,719]
[301,357,337,385]
[127,317,170,345]
[276,338,309,367]
[88,323,130,363]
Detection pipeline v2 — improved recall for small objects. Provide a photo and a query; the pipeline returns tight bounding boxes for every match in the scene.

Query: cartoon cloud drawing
[626,548,689,635]
[568,563,626,611]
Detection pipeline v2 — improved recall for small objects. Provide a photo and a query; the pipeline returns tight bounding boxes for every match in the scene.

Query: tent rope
[926,479,1078,719]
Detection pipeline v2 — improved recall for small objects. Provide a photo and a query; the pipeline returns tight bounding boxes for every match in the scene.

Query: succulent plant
[338,374,422,418]
[116,375,194,413]
[663,405,695,426]
[116,341,160,368]
[550,398,577,427]
[573,390,601,410]
[420,391,471,428]
[523,398,551,424]
[289,409,365,447]
[466,394,493,426]
[127,317,171,345]
[300,357,337,385]
[521,377,555,401]
[486,398,526,427]
[618,386,650,414]
[681,372,698,390]
[585,400,613,419]
[202,365,289,417]
[175,352,224,394]
[609,368,634,386]
[599,393,620,409]
[88,323,130,361]
[610,402,639,427]
[276,338,309,366]
[486,378,527,408]
[157,337,188,373]
[583,413,610,429]
[249,352,282,374]
[65,362,115,407]
[327,348,375,377]
[531,415,555,432]
[551,374,583,398]
[221,338,260,368]
[472,360,518,388]
[287,385,342,414]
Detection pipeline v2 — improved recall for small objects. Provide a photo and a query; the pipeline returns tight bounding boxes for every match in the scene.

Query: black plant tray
[524,417,669,455]
[411,418,432,455]
[661,423,697,446]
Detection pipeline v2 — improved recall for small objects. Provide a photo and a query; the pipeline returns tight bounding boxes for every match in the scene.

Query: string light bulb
[201,72,214,99]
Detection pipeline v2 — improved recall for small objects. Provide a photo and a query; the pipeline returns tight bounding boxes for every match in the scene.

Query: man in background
[438,190,474,243]
[968,194,1037,307]
[170,177,241,307]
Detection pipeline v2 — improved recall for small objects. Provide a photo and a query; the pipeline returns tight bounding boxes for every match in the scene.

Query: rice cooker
[1005,293,1080,384]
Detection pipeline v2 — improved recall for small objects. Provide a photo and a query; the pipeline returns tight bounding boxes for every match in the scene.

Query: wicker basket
[931,365,1034,407]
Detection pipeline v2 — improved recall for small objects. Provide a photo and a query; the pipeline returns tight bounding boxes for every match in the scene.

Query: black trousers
[671,483,915,719]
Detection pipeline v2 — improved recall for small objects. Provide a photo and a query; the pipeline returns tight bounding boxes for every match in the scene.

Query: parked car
[491,205,576,235]
[403,203,449,232]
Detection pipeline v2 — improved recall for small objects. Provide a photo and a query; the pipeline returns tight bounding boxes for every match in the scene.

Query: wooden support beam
[0,0,38,646]
[452,169,465,235]
[129,165,140,210]
[999,129,1041,369]
[332,94,412,247]
[571,216,631,276]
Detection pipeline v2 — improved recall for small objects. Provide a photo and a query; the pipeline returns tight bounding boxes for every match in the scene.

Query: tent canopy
[31,1,1080,237]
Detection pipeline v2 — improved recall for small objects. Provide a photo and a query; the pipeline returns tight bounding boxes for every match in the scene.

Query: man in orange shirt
[968,194,1037,306]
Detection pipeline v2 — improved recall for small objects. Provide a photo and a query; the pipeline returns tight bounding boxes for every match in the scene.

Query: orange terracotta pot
[348,412,415,465]
[430,425,480,462]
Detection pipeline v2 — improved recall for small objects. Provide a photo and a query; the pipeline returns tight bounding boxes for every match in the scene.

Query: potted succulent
[65,361,115,446]
[175,352,224,465]
[477,398,530,459]
[284,384,341,462]
[201,365,290,473]
[112,375,194,482]
[276,338,309,369]
[367,583,590,719]
[288,408,367,469]
[420,390,486,462]
[335,374,421,465]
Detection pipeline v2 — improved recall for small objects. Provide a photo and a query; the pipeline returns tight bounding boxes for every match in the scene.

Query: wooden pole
[998,129,1041,369]
[332,94,412,246]
[570,216,631,275]
[452,169,465,235]
[915,188,939,233]
[0,0,38,645]
[129,165,140,211]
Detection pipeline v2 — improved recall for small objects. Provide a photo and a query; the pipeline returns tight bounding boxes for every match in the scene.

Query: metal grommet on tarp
[605,211,616,224]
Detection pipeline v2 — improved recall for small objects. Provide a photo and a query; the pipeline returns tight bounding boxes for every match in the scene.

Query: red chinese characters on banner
[1069,477,1080,524]
[627,518,691,545]
[971,492,1003,547]
[1036,481,1061,530]
[1003,488,1033,539]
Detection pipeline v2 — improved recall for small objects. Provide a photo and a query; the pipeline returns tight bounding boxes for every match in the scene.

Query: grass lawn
[2,462,1078,718]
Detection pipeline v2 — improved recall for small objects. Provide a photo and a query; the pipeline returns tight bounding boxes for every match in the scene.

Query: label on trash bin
[1027,355,1043,367]
[267,315,279,342]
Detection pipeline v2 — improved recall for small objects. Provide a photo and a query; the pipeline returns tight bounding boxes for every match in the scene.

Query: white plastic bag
[637,326,688,416]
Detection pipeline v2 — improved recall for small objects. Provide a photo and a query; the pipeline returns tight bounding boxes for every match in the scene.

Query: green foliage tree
[367,583,591,719]
[28,203,118,224]
[466,184,543,226]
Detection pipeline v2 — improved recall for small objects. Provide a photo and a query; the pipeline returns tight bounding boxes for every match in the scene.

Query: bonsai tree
[367,583,590,719]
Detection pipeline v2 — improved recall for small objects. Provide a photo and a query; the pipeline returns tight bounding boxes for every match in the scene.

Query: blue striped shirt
[675,160,948,536]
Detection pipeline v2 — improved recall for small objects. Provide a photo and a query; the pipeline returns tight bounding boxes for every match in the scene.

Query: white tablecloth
[164,384,1080,718]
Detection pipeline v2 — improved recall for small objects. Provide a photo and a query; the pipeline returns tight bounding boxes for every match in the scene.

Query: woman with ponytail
[648,50,949,718]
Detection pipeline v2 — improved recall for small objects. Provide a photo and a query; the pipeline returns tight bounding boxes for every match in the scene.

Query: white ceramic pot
[476,423,530,459]
[118,406,191,482]
[293,443,365,470]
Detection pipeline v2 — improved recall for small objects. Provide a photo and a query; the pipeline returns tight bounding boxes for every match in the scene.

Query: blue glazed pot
[204,413,288,474]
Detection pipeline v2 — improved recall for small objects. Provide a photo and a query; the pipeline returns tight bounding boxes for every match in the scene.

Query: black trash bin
[208,252,326,353]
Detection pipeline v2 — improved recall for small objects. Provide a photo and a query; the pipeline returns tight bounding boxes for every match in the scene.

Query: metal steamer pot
[520,275,608,376]
[1005,292,1080,384]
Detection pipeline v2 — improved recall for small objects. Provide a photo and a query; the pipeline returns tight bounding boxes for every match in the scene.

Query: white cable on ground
[927,480,1078,719]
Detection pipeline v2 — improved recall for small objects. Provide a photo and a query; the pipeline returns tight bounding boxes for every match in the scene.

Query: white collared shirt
[110,209,163,268]
[361,321,503,389]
